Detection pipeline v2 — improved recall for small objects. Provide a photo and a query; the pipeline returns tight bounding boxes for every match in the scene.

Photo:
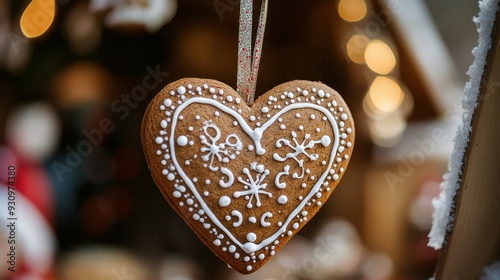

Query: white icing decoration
[168,95,341,254]
[155,137,163,144]
[176,136,188,146]
[246,232,257,242]
[260,212,272,227]
[219,196,231,207]
[177,86,186,95]
[219,167,235,188]
[248,216,257,223]
[262,107,269,113]
[231,210,243,227]
[275,165,290,189]
[233,163,272,208]
[200,121,242,171]
[214,239,221,246]
[167,173,175,181]
[273,131,331,180]
[277,195,288,204]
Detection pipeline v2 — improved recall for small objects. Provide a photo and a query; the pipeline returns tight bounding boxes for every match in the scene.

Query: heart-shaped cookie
[141,78,354,274]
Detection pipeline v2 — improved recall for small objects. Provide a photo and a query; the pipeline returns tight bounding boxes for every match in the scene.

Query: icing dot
[219,196,231,207]
[341,113,348,120]
[262,107,269,113]
[333,174,339,181]
[248,217,257,223]
[205,179,211,185]
[258,253,265,260]
[229,245,236,253]
[167,173,175,181]
[177,86,186,94]
[203,191,209,196]
[339,146,345,153]
[248,145,254,151]
[318,89,325,97]
[227,96,233,102]
[234,253,240,259]
[299,125,304,131]
[215,111,220,117]
[302,211,308,216]
[177,136,188,146]
[293,222,299,229]
[186,198,194,205]
[173,191,181,198]
[246,232,257,242]
[155,137,163,144]
[347,142,353,147]
[209,88,215,93]
[302,90,309,96]
[160,120,168,128]
[244,256,251,262]
[321,135,332,146]
[341,133,347,139]
[193,214,200,220]
[280,124,286,130]
[277,195,288,204]
[246,266,252,271]
[164,99,172,107]
[250,116,256,121]
[213,239,221,246]
[310,114,316,120]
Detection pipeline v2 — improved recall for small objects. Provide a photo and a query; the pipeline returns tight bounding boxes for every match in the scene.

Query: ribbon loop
[237,0,269,106]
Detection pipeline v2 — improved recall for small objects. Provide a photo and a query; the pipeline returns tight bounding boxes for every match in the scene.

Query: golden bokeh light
[346,34,370,64]
[369,113,407,147]
[20,0,55,38]
[364,39,397,75]
[368,76,404,114]
[338,0,367,22]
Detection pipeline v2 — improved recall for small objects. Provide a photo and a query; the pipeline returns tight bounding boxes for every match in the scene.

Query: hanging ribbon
[237,0,269,106]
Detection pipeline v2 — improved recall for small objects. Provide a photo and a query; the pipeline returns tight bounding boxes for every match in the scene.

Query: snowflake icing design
[273,131,331,178]
[234,162,272,208]
[200,121,243,171]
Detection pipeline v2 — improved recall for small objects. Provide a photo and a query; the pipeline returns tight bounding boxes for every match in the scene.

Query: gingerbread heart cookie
[141,78,354,274]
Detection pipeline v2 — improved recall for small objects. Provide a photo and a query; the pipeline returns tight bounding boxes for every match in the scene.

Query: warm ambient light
[338,0,367,22]
[369,113,407,147]
[364,39,397,75]
[368,76,404,114]
[20,0,55,38]
[346,34,369,64]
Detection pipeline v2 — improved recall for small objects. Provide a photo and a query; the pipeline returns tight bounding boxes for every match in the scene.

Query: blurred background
[0,0,479,279]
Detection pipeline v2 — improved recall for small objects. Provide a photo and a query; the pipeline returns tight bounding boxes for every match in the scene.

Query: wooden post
[434,6,500,279]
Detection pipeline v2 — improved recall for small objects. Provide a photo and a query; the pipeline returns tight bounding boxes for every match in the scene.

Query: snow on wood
[428,0,499,250]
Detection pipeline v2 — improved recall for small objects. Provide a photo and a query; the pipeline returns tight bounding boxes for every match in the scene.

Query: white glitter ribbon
[237,0,269,106]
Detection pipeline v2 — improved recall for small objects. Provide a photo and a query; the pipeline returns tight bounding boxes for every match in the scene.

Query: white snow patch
[482,261,500,280]
[428,0,500,249]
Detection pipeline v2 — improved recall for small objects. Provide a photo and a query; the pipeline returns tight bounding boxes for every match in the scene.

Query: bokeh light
[20,0,55,38]
[346,34,370,64]
[338,0,367,22]
[367,76,404,114]
[365,39,397,75]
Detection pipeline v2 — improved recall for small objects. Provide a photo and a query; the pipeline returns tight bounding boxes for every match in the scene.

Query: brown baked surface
[141,78,354,274]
